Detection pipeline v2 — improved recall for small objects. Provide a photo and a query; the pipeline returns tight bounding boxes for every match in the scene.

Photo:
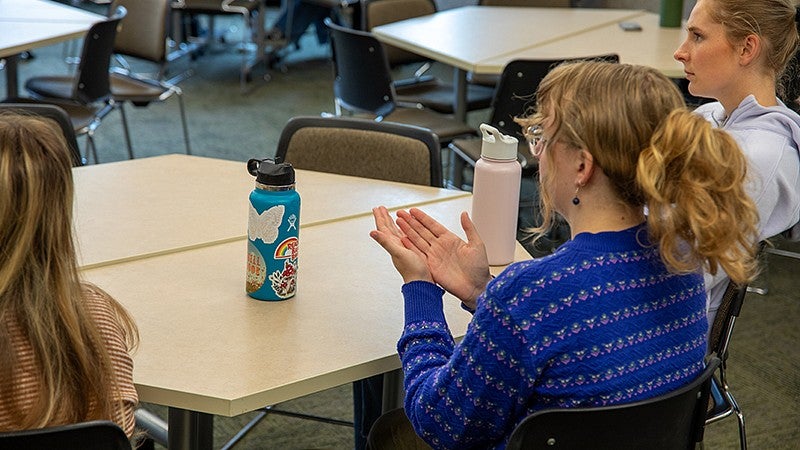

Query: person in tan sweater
[0,113,139,439]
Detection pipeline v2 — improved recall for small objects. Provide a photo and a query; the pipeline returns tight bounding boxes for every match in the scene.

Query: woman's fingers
[396,216,431,251]
[373,206,403,238]
[460,211,483,246]
[408,208,450,238]
[398,209,440,244]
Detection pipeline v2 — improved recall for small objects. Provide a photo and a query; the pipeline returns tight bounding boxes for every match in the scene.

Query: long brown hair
[0,113,138,428]
[517,61,759,284]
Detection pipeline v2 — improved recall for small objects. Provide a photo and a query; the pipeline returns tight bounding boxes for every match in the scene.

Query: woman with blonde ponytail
[0,114,139,438]
[368,61,759,449]
[674,0,800,325]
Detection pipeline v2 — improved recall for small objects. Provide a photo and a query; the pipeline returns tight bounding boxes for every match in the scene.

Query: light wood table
[371,6,646,121]
[74,154,469,269]
[0,0,103,98]
[479,12,687,78]
[77,155,529,450]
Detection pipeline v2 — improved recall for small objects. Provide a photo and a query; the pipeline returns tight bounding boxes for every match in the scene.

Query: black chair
[326,18,476,148]
[0,103,83,167]
[505,357,721,450]
[448,55,618,188]
[277,115,443,187]
[0,420,132,450]
[705,279,749,450]
[16,6,130,164]
[110,0,192,156]
[361,0,494,115]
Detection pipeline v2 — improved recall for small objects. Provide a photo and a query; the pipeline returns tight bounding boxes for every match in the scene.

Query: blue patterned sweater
[397,224,707,449]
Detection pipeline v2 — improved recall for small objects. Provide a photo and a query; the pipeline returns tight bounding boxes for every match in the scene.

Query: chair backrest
[506,357,721,450]
[326,18,397,117]
[0,103,83,167]
[480,0,571,5]
[361,0,436,67]
[73,6,127,104]
[276,116,443,187]
[111,0,170,63]
[489,55,619,143]
[708,278,748,362]
[0,420,132,450]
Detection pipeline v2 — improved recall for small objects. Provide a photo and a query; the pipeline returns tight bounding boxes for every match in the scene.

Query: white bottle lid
[480,123,518,160]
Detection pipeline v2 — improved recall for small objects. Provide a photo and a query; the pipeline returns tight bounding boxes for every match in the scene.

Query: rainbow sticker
[274,237,299,260]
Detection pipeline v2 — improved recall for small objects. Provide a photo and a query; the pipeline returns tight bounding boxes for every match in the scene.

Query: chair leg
[747,246,769,295]
[176,91,192,155]
[727,392,747,450]
[117,103,135,160]
[86,131,99,164]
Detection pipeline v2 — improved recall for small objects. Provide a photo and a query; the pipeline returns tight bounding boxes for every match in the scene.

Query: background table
[0,0,103,98]
[478,12,686,78]
[371,6,646,121]
[77,155,530,450]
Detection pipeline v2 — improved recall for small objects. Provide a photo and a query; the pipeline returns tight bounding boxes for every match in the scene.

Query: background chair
[277,115,443,187]
[0,103,83,167]
[360,0,494,115]
[706,279,750,450]
[278,115,442,449]
[448,55,618,188]
[171,0,267,92]
[326,19,476,152]
[113,0,195,83]
[110,0,192,156]
[505,357,720,450]
[13,6,130,164]
[0,420,131,450]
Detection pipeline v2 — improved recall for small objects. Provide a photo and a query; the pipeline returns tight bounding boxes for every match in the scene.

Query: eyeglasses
[524,125,549,157]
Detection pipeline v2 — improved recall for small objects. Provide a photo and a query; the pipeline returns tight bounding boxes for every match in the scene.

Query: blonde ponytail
[637,109,760,284]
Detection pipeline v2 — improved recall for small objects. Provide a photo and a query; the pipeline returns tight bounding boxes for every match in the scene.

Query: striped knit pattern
[397,224,707,450]
[0,285,137,438]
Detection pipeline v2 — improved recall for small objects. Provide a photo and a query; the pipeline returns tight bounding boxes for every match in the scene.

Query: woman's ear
[738,34,761,67]
[576,149,595,186]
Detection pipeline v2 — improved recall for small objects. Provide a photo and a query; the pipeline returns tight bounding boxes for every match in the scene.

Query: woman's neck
[566,198,645,239]
[720,75,777,116]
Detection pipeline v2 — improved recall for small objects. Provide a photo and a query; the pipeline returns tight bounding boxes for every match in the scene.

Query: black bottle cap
[247,159,295,186]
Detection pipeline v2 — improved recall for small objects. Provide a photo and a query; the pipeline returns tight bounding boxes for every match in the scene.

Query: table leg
[446,67,469,189]
[168,407,214,450]
[453,67,467,123]
[4,54,19,99]
[381,369,404,412]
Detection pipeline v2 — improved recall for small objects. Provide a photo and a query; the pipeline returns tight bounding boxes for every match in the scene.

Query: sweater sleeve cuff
[401,280,446,325]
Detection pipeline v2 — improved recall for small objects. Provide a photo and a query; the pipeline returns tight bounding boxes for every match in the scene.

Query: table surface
[74,154,469,269]
[0,0,103,58]
[0,0,103,98]
[371,6,646,75]
[477,11,687,78]
[78,155,530,418]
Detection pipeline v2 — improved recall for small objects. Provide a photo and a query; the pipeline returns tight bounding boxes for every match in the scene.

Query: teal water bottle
[246,159,300,301]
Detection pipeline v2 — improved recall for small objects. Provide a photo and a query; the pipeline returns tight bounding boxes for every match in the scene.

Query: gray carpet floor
[2,6,799,449]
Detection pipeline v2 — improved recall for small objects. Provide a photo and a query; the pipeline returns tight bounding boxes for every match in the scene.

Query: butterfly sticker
[248,204,284,244]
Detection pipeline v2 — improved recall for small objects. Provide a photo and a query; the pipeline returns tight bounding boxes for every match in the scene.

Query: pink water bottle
[471,123,521,265]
